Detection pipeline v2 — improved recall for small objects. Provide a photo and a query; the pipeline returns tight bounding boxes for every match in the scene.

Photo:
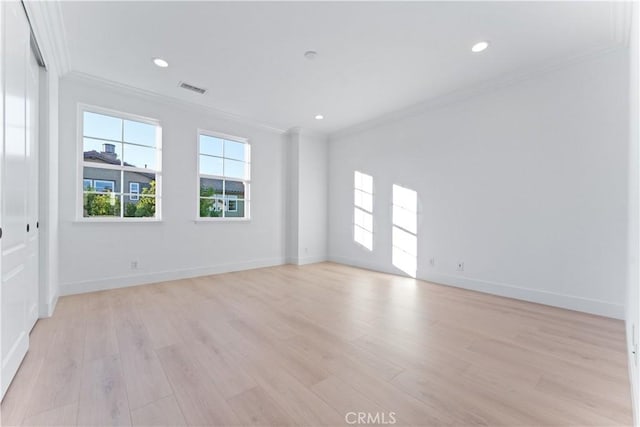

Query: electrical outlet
[634,324,638,366]
[131,261,138,270]
[456,262,464,272]
[429,257,435,267]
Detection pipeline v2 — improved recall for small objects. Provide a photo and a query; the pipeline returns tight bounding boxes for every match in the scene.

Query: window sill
[73,218,163,223]
[193,217,251,223]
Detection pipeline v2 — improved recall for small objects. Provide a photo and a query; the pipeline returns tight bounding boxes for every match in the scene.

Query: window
[94,180,115,193]
[226,194,238,212]
[354,171,373,250]
[198,131,250,219]
[80,107,161,219]
[392,184,417,277]
[129,182,140,201]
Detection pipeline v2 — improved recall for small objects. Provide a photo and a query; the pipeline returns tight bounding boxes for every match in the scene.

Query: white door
[25,36,39,331]
[1,0,31,398]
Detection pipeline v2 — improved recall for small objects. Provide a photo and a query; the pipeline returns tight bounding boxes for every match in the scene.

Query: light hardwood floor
[1,262,633,426]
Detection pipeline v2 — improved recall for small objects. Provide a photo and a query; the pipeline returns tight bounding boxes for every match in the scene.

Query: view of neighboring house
[83,143,154,204]
[200,177,245,217]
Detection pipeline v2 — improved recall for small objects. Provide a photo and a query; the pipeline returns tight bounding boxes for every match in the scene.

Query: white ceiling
[56,1,625,134]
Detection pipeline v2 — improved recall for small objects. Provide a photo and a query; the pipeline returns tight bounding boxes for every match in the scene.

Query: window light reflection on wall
[354,171,374,250]
[392,184,417,277]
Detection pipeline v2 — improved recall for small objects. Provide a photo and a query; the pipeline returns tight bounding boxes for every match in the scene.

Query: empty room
[1,0,639,426]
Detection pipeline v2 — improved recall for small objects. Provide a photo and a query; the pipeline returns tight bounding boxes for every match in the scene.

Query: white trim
[288,256,329,266]
[329,255,625,320]
[1,332,29,398]
[73,218,162,223]
[330,45,628,140]
[193,218,251,223]
[41,292,59,318]
[59,257,286,296]
[199,128,249,144]
[84,162,159,175]
[66,72,288,134]
[22,1,70,75]
[80,103,160,127]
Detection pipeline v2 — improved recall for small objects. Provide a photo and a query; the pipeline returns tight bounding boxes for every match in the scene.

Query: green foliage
[200,185,222,217]
[84,188,120,216]
[125,181,156,217]
[84,181,157,218]
[125,203,137,217]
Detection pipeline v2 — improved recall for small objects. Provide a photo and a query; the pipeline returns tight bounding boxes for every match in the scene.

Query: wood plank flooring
[1,262,633,426]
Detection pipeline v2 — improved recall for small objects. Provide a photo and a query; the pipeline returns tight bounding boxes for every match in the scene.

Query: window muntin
[198,132,250,219]
[81,108,161,219]
[354,171,373,250]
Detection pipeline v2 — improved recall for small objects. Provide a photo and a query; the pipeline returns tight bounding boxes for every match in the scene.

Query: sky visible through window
[83,112,158,169]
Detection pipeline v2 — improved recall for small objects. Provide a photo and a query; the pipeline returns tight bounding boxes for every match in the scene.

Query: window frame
[196,129,251,222]
[76,104,162,222]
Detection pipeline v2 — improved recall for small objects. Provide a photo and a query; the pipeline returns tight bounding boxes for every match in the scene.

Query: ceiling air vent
[178,81,207,95]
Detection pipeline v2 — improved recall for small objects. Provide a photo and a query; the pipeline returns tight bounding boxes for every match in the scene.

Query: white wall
[627,2,639,423]
[38,64,59,315]
[328,49,629,319]
[285,128,328,264]
[285,129,300,262]
[58,75,287,295]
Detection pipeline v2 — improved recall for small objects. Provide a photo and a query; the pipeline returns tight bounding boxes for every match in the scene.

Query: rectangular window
[129,182,140,201]
[354,171,373,250]
[94,180,115,193]
[80,107,161,219]
[198,131,250,219]
[392,184,417,277]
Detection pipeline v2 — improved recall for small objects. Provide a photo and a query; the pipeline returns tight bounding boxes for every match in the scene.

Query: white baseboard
[627,316,640,427]
[287,255,328,266]
[46,293,59,317]
[60,257,286,296]
[329,255,624,320]
[1,331,28,399]
[38,291,59,318]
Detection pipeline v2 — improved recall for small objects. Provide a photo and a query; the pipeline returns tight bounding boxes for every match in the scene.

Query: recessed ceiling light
[304,51,318,60]
[471,41,489,53]
[153,57,169,68]
[315,115,324,120]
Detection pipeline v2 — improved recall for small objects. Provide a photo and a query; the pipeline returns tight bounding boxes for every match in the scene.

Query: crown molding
[330,44,628,141]
[64,71,289,135]
[23,0,71,75]
[286,126,328,142]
